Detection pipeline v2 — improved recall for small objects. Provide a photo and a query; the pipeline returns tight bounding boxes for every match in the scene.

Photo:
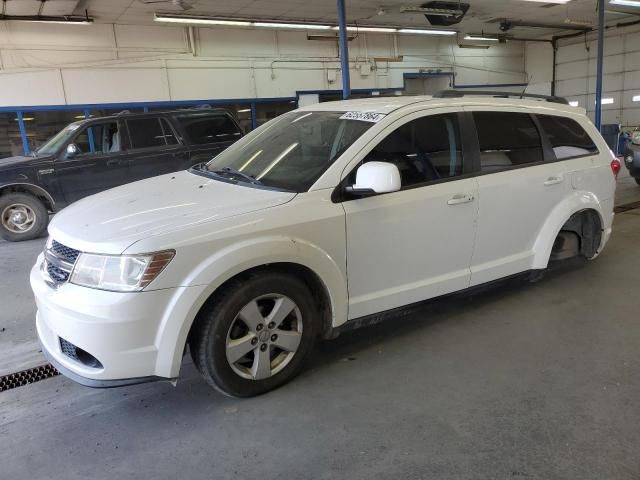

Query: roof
[298,94,583,116]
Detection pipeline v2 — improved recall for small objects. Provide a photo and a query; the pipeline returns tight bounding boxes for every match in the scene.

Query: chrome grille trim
[42,239,81,287]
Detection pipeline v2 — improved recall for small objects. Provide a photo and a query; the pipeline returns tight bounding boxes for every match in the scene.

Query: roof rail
[432,89,569,105]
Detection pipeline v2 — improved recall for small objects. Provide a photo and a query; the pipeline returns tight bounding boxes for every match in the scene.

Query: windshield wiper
[210,167,263,185]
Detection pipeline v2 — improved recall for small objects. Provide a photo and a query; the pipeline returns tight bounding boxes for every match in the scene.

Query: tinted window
[127,118,166,149]
[177,114,241,145]
[160,118,178,145]
[473,112,543,173]
[537,115,598,160]
[360,114,463,188]
[204,111,373,192]
[74,122,121,155]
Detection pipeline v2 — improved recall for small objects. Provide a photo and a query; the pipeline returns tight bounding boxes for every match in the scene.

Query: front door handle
[544,175,564,186]
[447,193,475,206]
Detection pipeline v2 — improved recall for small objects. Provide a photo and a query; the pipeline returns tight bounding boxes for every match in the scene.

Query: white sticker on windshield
[339,111,386,123]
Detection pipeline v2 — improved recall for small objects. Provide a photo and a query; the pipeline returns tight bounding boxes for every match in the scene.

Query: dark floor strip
[0,364,59,393]
[614,200,640,214]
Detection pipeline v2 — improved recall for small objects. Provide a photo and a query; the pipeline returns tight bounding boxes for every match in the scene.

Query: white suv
[31,91,619,397]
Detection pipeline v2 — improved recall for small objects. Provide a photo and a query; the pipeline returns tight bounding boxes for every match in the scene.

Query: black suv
[623,143,640,186]
[0,108,243,241]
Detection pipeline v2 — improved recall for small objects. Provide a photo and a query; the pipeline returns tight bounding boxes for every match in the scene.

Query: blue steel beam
[595,0,605,131]
[337,0,351,99]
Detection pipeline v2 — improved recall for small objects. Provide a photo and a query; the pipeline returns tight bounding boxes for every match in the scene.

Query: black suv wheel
[0,192,49,242]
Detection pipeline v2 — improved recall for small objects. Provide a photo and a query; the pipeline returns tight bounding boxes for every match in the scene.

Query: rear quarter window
[536,114,598,160]
[175,114,242,145]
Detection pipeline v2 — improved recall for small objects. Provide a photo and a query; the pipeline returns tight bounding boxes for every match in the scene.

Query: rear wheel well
[551,209,603,262]
[189,263,333,343]
[0,185,54,212]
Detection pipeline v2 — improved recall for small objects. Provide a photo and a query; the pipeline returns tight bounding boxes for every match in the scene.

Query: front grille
[50,240,80,263]
[43,239,80,287]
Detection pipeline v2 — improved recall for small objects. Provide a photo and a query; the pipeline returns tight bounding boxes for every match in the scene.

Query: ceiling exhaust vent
[418,2,470,26]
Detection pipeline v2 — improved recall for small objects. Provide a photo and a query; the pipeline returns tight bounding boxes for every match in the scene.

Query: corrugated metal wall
[556,27,640,127]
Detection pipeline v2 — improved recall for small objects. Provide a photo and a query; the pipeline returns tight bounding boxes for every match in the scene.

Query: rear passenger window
[127,118,166,149]
[360,113,463,188]
[473,112,543,173]
[160,118,178,145]
[537,115,598,160]
[176,114,241,145]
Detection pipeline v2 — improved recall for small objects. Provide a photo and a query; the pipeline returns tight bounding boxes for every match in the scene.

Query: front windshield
[36,122,82,156]
[202,111,375,192]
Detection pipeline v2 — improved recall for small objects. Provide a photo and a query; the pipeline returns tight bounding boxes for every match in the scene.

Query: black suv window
[160,118,178,145]
[176,114,241,145]
[536,114,598,160]
[74,121,121,155]
[127,118,168,150]
[359,113,463,188]
[473,112,543,173]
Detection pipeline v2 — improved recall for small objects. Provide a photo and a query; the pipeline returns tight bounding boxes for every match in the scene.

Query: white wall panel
[0,22,526,108]
[0,69,65,106]
[63,63,169,104]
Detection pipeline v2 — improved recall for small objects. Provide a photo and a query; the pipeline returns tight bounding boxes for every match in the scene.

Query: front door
[466,109,570,286]
[342,111,479,319]
[54,120,128,204]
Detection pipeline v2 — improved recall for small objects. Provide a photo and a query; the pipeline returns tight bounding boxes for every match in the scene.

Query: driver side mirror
[65,143,79,158]
[345,161,401,196]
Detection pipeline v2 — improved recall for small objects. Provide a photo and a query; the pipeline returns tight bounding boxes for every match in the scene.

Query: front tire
[0,192,49,242]
[189,272,319,397]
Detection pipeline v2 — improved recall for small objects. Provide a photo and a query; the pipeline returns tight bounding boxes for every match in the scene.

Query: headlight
[70,250,175,292]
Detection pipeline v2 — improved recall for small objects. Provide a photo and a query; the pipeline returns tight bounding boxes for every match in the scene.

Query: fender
[531,190,607,269]
[154,235,348,378]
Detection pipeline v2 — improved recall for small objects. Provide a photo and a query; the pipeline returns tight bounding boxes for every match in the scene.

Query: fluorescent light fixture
[15,117,34,121]
[599,98,615,104]
[569,101,579,107]
[633,95,640,102]
[236,108,251,113]
[464,35,499,41]
[154,14,250,26]
[254,22,331,30]
[610,0,640,6]
[397,28,457,35]
[341,26,397,33]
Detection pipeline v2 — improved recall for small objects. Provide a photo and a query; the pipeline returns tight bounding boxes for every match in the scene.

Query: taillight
[611,158,621,178]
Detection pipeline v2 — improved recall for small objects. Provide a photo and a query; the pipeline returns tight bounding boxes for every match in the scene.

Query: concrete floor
[1,171,639,479]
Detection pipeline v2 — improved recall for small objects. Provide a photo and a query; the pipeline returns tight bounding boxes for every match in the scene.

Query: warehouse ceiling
[1,0,637,37]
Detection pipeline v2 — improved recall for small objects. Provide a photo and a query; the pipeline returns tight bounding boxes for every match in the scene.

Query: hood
[49,170,296,254]
[0,155,39,170]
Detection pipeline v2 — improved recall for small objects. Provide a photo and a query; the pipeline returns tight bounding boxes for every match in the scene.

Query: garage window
[536,115,598,160]
[473,112,543,173]
[359,113,463,188]
[175,114,241,145]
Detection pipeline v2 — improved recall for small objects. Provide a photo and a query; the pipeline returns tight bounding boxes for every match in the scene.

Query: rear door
[466,108,570,286]
[54,119,128,203]
[126,116,187,182]
[173,112,242,166]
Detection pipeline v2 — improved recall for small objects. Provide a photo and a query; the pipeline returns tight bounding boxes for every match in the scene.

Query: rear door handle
[544,175,564,186]
[447,193,475,206]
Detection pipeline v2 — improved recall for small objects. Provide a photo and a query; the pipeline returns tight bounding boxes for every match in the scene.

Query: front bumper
[31,255,204,385]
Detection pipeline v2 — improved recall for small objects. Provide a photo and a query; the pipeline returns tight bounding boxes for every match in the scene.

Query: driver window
[73,121,121,155]
[357,113,463,188]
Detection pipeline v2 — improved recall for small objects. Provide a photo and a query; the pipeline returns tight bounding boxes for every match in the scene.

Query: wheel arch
[0,183,55,211]
[154,237,347,378]
[532,191,608,269]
